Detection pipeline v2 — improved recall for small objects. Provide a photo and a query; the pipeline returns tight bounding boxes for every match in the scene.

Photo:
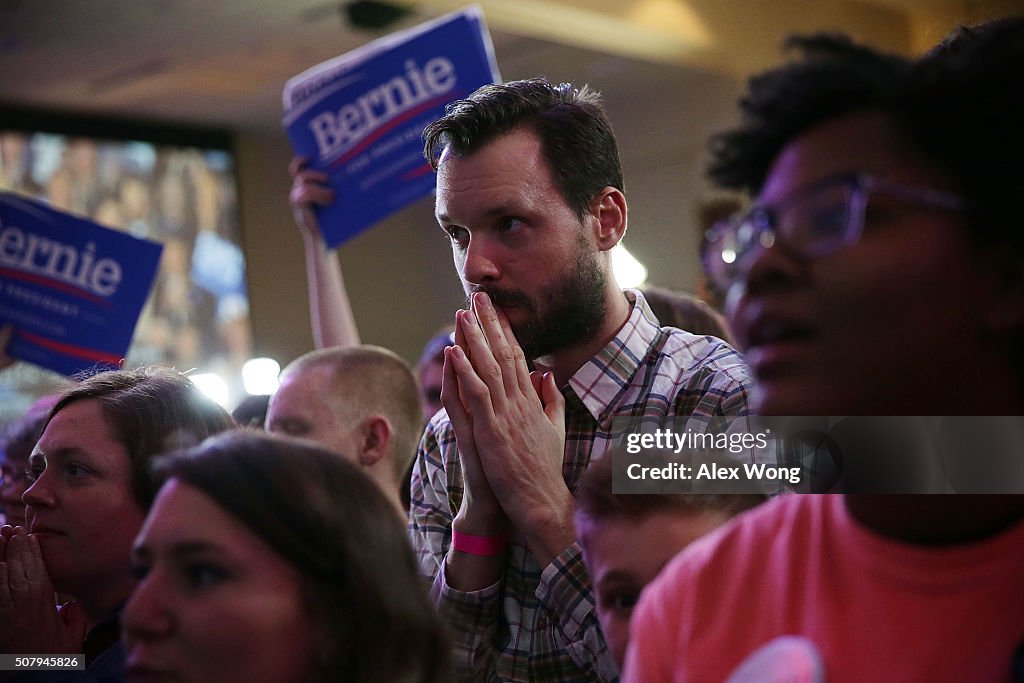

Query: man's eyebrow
[437,204,518,223]
[268,416,309,431]
[483,204,515,217]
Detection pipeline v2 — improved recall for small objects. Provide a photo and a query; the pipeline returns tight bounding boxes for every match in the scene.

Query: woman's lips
[739,316,818,377]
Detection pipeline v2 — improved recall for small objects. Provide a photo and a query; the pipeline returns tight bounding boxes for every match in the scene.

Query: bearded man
[409,78,754,682]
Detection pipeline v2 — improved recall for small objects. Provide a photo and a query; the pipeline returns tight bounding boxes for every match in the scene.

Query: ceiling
[0,0,1017,412]
[0,0,1013,133]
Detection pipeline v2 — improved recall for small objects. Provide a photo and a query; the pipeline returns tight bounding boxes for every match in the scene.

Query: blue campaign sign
[282,6,500,248]
[0,193,163,376]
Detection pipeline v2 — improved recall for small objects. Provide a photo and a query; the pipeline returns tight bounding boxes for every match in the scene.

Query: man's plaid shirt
[409,290,754,682]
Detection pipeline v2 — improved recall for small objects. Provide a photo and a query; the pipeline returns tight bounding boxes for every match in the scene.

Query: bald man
[266,345,422,515]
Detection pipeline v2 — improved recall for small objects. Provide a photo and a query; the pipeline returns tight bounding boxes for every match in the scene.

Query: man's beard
[470,237,607,360]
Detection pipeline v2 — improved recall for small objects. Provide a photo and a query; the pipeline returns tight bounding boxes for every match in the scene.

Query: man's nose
[461,235,501,284]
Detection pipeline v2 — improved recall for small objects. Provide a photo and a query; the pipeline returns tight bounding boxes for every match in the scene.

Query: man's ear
[357,416,393,468]
[588,187,627,252]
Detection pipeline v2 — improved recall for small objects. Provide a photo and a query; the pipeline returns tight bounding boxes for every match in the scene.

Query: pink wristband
[451,529,508,556]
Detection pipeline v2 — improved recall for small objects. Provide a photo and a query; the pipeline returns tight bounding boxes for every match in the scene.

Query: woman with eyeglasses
[122,430,450,683]
[626,20,1024,683]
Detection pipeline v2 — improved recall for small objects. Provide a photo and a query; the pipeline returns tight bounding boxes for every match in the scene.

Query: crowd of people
[0,15,1021,683]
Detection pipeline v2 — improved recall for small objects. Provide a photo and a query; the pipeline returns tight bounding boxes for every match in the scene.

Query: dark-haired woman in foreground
[123,430,449,683]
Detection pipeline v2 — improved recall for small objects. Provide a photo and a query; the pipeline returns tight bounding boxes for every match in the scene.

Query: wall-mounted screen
[0,110,252,423]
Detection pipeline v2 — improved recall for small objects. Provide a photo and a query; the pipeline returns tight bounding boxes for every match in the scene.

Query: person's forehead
[270,367,349,422]
[35,400,118,448]
[435,129,555,217]
[418,359,443,384]
[270,378,326,414]
[760,110,954,204]
[32,400,132,473]
[142,479,267,558]
[437,126,544,172]
[143,478,212,534]
[278,364,336,395]
[583,517,662,584]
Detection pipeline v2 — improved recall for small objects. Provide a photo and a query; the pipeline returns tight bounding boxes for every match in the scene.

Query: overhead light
[613,243,648,289]
[190,373,230,408]
[242,357,281,396]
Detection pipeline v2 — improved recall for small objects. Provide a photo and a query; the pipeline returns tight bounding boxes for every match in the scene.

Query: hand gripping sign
[282,5,501,248]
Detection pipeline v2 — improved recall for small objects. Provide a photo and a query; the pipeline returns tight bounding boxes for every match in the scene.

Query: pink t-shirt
[623,494,1024,683]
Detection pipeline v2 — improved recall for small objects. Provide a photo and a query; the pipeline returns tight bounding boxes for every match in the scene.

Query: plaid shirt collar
[566,288,660,425]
